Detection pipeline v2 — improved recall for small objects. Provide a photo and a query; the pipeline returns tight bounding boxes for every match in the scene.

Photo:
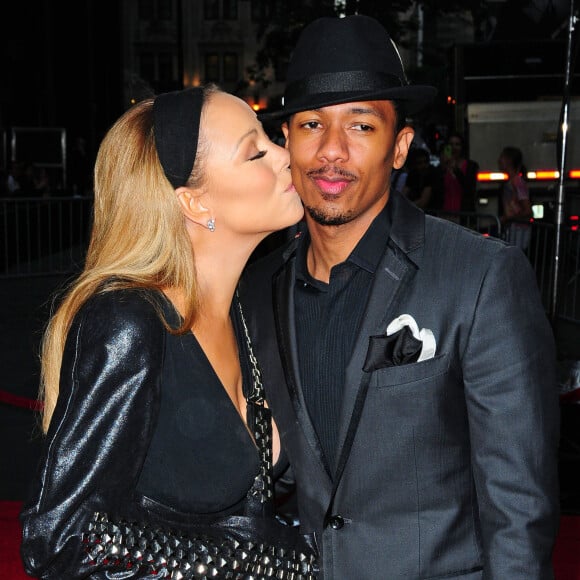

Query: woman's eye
[249,150,267,161]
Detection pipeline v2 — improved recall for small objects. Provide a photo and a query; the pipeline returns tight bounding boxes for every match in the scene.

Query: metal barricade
[551,224,580,324]
[497,219,579,324]
[2,200,578,324]
[525,220,555,314]
[1,196,93,278]
[426,209,502,238]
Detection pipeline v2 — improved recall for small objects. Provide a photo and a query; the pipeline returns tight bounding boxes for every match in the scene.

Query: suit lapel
[334,193,425,478]
[333,244,413,464]
[273,258,332,482]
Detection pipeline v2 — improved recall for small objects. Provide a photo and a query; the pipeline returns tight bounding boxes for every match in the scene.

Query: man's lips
[308,167,355,196]
[312,176,352,195]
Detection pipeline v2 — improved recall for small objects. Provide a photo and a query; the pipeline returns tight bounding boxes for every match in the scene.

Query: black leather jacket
[19,288,263,579]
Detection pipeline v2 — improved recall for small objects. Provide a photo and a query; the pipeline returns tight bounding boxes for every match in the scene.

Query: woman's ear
[176,186,211,227]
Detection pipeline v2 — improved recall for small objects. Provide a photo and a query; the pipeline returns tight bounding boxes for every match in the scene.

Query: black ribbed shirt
[294,203,392,474]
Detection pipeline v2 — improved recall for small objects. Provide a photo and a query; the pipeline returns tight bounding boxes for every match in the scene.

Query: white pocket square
[386,314,436,362]
[363,314,436,372]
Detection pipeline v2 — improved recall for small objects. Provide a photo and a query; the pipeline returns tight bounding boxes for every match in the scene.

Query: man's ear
[176,186,211,226]
[393,127,415,170]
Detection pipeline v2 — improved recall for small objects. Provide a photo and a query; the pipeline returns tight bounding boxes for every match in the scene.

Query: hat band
[285,70,405,102]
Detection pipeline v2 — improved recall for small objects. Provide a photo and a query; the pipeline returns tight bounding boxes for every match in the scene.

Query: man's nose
[317,125,349,163]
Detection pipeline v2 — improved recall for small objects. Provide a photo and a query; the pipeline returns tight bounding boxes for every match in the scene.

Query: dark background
[0,2,123,167]
[1,0,578,168]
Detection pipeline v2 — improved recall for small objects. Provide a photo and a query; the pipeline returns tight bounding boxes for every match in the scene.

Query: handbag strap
[236,296,274,506]
[236,294,373,527]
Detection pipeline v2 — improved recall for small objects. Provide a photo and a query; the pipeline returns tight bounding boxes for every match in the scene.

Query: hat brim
[260,85,437,122]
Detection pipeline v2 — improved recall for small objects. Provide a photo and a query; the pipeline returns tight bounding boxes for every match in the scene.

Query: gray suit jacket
[239,191,560,579]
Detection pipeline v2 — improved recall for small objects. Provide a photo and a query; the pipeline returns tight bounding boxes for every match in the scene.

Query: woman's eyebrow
[234,127,259,155]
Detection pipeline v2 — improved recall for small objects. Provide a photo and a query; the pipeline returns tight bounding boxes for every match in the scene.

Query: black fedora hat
[261,15,437,121]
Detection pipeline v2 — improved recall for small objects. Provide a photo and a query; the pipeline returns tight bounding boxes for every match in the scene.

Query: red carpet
[0,501,29,579]
[554,515,580,580]
[1,501,579,579]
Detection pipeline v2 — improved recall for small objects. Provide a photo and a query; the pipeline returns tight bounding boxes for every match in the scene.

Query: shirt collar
[350,201,391,273]
[296,201,392,282]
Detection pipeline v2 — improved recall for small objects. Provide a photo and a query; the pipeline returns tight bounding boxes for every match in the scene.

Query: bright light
[477,172,507,182]
[527,170,560,180]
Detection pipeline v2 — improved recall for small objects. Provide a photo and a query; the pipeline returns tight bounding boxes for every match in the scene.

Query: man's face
[282,100,414,227]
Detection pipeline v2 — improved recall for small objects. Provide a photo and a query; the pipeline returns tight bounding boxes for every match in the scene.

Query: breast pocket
[371,353,450,389]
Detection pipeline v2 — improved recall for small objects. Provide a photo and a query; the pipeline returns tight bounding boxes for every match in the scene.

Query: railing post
[552,0,578,322]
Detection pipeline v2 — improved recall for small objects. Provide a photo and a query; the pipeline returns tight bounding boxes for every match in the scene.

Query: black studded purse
[82,299,319,579]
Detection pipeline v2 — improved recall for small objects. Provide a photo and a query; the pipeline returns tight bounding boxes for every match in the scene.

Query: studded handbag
[82,299,318,579]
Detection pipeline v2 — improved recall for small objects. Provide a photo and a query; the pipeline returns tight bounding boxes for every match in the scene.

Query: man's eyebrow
[301,106,384,117]
[348,106,385,119]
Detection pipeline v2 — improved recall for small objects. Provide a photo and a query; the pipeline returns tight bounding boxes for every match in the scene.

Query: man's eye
[249,150,267,161]
[353,123,373,132]
[301,121,321,130]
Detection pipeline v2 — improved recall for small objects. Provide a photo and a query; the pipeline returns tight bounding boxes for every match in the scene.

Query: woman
[19,85,305,579]
[434,131,479,213]
[498,145,533,251]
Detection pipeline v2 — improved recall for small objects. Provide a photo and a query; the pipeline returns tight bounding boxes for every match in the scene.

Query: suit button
[328,515,345,529]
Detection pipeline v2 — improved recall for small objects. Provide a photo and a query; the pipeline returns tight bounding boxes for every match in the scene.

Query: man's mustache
[306,166,356,180]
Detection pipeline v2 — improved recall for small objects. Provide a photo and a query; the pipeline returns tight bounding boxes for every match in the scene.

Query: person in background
[401,146,437,209]
[498,145,533,251]
[23,163,51,197]
[239,14,560,579]
[6,160,25,194]
[19,84,305,579]
[434,131,479,213]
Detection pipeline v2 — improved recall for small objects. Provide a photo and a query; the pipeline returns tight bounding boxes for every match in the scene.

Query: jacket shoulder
[425,213,507,255]
[70,288,168,353]
[80,287,165,323]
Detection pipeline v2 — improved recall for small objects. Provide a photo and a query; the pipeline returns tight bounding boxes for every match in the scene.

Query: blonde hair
[39,85,218,432]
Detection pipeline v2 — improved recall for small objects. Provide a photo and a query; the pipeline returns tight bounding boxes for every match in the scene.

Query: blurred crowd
[391,127,532,250]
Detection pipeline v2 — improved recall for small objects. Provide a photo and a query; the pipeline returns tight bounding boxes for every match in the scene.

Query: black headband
[153,87,204,189]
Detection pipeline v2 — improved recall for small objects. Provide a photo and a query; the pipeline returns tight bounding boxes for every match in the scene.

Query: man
[240,14,560,579]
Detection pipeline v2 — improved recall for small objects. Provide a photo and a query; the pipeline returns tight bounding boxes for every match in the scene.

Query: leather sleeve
[463,245,560,578]
[19,289,166,580]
